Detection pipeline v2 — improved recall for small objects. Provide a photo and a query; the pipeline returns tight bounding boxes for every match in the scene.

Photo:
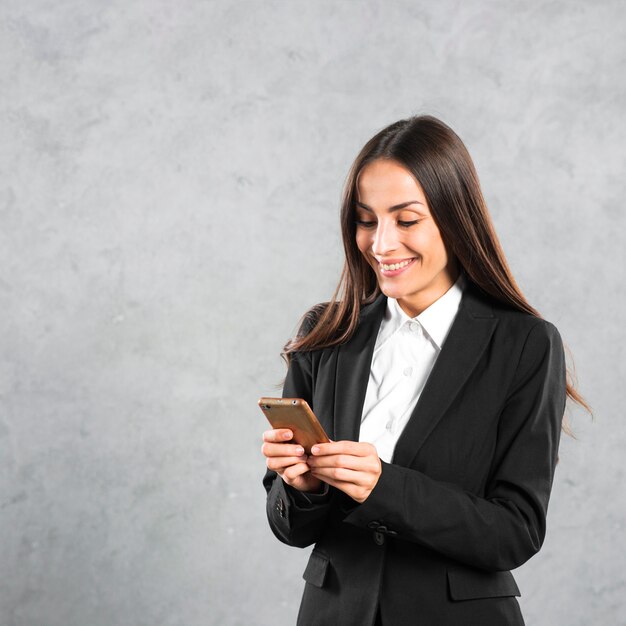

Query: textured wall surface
[1,1,625,625]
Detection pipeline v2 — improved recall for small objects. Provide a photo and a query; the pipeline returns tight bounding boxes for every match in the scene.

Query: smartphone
[258,397,330,454]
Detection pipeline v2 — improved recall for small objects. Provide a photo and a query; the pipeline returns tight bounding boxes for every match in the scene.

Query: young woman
[261,115,590,626]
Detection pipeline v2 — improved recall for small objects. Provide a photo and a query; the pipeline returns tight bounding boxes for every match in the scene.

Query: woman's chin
[378,284,408,300]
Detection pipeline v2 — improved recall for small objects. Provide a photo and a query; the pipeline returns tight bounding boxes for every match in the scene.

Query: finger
[310,466,368,486]
[311,441,374,457]
[262,441,305,458]
[282,462,311,482]
[263,429,293,443]
[310,473,362,500]
[307,454,373,471]
[266,455,308,471]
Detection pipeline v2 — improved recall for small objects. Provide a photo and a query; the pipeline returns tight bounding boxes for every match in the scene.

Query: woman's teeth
[380,259,414,270]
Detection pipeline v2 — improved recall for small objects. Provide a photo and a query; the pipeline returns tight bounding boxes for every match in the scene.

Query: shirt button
[403,366,412,376]
[386,420,393,431]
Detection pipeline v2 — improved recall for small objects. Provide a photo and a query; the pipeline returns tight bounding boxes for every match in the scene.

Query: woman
[261,115,590,626]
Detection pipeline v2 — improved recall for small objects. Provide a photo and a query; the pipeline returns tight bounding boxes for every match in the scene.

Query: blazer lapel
[333,293,387,442]
[392,281,498,467]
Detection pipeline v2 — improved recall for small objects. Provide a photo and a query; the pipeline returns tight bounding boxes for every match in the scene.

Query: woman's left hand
[306,441,382,503]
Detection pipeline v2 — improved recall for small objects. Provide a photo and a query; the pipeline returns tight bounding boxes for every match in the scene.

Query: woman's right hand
[262,428,323,493]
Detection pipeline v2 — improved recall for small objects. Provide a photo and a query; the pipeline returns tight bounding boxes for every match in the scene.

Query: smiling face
[355,158,460,317]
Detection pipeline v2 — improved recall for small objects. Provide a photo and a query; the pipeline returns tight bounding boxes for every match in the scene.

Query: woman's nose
[371,221,398,256]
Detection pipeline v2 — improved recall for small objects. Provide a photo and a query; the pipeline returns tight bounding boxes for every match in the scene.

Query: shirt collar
[378,271,467,351]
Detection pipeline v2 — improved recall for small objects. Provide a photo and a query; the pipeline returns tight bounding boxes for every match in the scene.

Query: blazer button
[367,521,380,530]
[276,498,286,518]
[373,531,385,546]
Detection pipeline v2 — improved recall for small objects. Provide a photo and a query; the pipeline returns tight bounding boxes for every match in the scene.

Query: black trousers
[375,607,383,626]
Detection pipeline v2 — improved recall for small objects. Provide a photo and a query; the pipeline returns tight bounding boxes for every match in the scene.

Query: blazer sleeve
[262,341,334,548]
[343,319,567,571]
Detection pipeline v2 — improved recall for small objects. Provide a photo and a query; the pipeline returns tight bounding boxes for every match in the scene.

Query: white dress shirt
[358,271,467,463]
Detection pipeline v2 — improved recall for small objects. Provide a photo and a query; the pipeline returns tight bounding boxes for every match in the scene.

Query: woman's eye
[355,218,420,228]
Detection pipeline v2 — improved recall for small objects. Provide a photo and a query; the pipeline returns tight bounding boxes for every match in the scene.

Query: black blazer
[263,277,567,626]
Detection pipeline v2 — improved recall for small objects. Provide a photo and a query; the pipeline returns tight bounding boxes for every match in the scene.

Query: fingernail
[311,446,319,454]
[295,447,304,456]
[283,431,292,440]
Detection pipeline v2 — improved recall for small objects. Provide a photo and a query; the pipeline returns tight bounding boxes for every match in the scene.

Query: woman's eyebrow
[356,200,423,212]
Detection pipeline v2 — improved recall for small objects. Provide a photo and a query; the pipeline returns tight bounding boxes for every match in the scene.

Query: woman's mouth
[377,257,417,276]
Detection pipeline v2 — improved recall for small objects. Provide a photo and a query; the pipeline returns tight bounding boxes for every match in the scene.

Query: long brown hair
[283,114,592,434]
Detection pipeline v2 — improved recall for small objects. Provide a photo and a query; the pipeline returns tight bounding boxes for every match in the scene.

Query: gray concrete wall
[1,1,624,624]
